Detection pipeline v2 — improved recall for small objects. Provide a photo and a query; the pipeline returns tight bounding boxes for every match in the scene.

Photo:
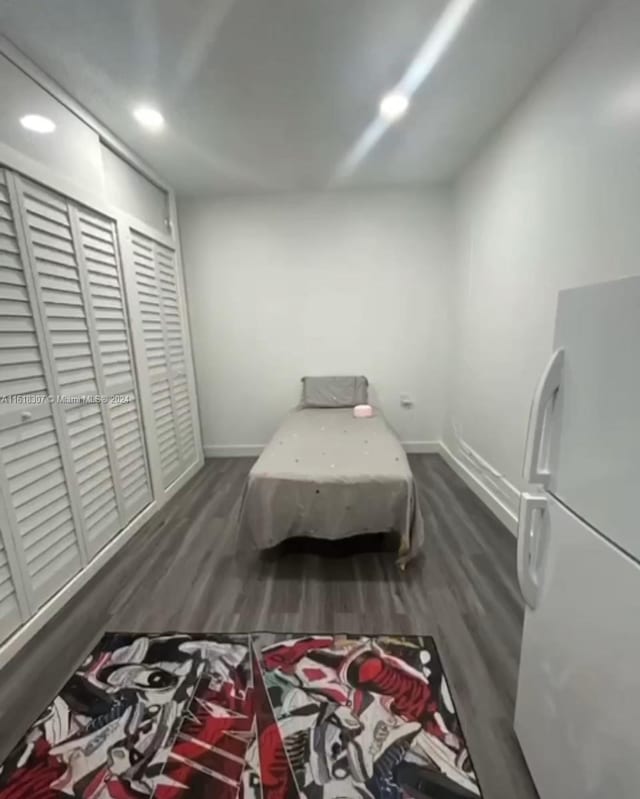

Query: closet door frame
[0,171,39,623]
[116,211,203,504]
[0,475,30,622]
[167,191,203,467]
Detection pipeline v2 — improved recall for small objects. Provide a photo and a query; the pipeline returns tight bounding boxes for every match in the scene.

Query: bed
[237,376,425,566]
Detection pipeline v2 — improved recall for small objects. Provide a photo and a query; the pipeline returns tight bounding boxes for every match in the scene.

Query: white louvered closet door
[130,230,198,489]
[72,207,152,522]
[14,176,152,560]
[0,169,84,621]
[15,178,120,560]
[156,243,197,469]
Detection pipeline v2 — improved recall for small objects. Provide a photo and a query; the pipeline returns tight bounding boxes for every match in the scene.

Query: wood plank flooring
[0,455,538,798]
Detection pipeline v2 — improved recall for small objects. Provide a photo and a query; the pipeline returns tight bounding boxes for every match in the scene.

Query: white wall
[179,189,454,454]
[0,52,103,191]
[101,145,169,234]
[0,50,171,237]
[446,0,640,528]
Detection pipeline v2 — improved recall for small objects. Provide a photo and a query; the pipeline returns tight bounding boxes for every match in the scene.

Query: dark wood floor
[0,455,537,799]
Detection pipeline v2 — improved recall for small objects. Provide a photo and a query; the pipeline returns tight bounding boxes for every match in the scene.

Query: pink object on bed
[353,404,374,418]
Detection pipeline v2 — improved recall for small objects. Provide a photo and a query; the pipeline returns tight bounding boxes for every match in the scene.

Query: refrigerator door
[548,275,640,561]
[516,492,548,609]
[515,494,640,799]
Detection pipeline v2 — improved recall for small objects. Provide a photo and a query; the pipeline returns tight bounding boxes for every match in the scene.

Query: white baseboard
[205,441,440,458]
[204,444,263,457]
[165,457,205,499]
[402,441,440,454]
[205,439,517,534]
[438,442,519,536]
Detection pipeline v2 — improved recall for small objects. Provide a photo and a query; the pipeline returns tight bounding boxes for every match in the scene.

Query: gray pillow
[301,375,368,408]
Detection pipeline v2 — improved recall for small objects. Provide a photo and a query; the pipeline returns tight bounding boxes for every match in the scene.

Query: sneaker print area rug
[0,633,482,799]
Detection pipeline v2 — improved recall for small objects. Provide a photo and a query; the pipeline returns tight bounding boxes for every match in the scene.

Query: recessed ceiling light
[379,92,410,122]
[133,105,165,132]
[20,114,56,134]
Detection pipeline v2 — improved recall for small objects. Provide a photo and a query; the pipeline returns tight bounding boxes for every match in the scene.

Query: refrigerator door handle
[517,493,547,609]
[523,348,564,487]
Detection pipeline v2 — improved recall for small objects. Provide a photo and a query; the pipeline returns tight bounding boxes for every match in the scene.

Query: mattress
[237,407,424,565]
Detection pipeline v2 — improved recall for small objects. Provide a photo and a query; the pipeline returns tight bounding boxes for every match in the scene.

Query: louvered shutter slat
[0,274,26,295]
[132,233,165,379]
[5,442,61,483]
[151,378,181,484]
[10,456,61,494]
[15,478,68,523]
[1,413,81,600]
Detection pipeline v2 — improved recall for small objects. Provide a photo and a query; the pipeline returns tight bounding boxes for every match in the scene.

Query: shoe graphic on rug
[396,761,480,799]
[309,700,421,785]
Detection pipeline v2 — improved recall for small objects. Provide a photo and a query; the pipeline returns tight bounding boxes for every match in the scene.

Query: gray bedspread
[237,408,424,565]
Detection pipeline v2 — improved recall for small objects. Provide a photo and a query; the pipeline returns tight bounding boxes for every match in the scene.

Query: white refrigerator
[515,275,640,799]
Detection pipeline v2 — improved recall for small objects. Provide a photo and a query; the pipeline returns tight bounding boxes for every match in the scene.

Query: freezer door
[515,495,640,799]
[549,275,640,561]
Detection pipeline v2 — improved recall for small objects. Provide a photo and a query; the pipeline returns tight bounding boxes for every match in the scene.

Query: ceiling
[0,0,599,196]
